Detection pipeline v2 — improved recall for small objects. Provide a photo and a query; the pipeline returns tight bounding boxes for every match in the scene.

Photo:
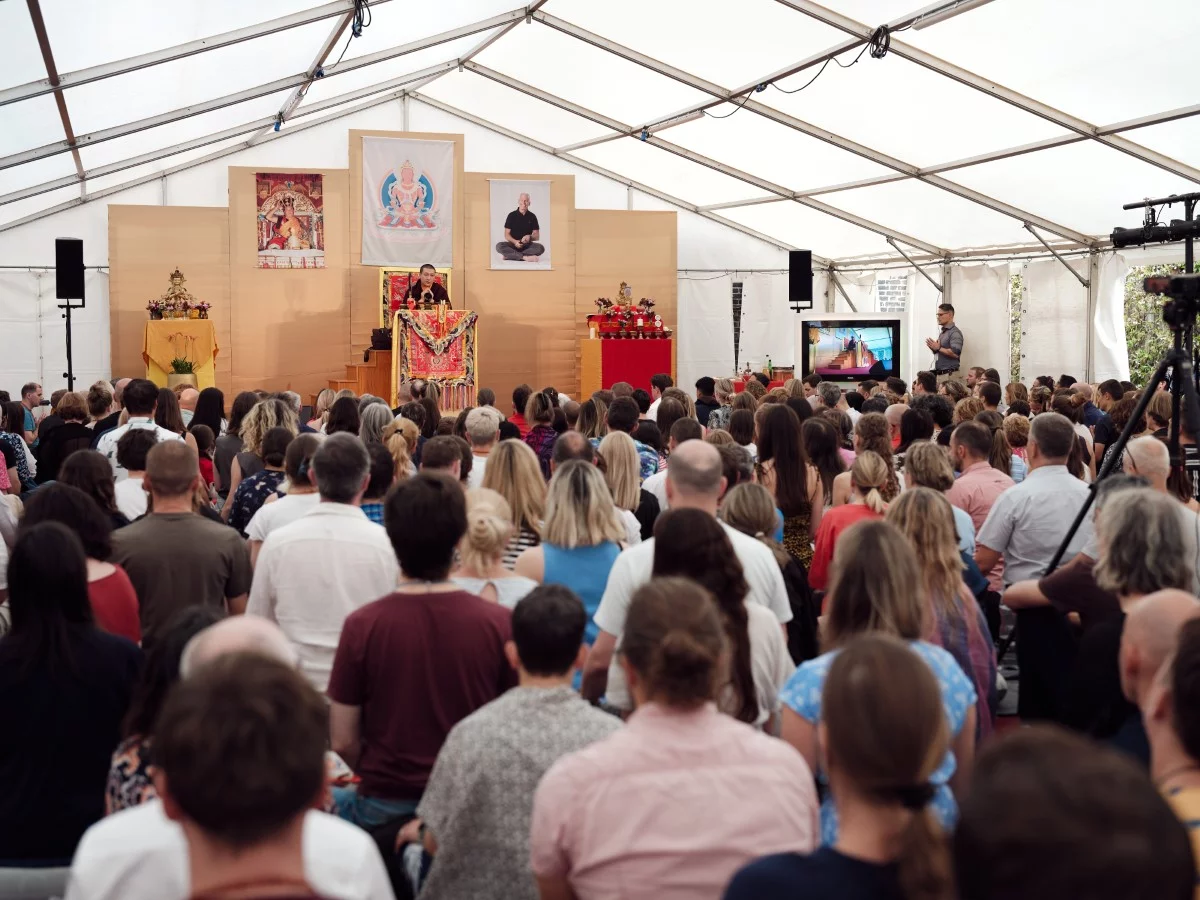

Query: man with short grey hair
[465,406,502,488]
[247,433,399,691]
[816,381,842,411]
[582,441,793,709]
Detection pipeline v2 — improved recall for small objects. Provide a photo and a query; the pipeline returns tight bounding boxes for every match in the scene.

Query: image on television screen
[803,322,900,381]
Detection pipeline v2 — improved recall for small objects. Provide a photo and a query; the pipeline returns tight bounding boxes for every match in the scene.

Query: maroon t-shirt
[327,590,517,801]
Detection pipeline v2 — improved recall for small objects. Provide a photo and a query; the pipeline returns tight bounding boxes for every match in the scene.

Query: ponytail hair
[975,410,1012,477]
[823,634,952,900]
[850,450,889,514]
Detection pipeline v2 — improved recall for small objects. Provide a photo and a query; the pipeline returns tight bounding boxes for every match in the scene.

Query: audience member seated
[113,428,156,520]
[801,418,846,509]
[646,372,673,418]
[725,634,953,900]
[1,400,38,490]
[532,578,818,900]
[576,397,607,441]
[464,406,501,488]
[244,434,321,564]
[453,488,538,608]
[583,441,791,711]
[20,484,141,644]
[508,384,533,439]
[87,379,122,442]
[419,434,464,481]
[641,417,703,513]
[33,391,92,483]
[92,379,184,480]
[399,586,620,899]
[357,402,393,446]
[326,396,362,438]
[213,391,258,500]
[781,520,977,843]
[756,405,823,569]
[830,413,899,506]
[516,461,625,643]
[222,400,298,526]
[0,523,140,865]
[809,451,889,591]
[976,409,1026,483]
[481,439,546,570]
[903,441,976,554]
[248,434,398,693]
[522,390,557,480]
[60,450,132,529]
[327,473,518,829]
[653,510,793,731]
[106,607,224,813]
[597,431,657,543]
[593,396,659,482]
[887,488,998,738]
[154,390,193,452]
[706,378,735,431]
[694,376,720,427]
[225,426,291,535]
[113,441,251,649]
[359,442,395,524]
[947,419,1015,589]
[729,408,757,461]
[148,653,391,900]
[953,726,1195,900]
[1062,489,1192,760]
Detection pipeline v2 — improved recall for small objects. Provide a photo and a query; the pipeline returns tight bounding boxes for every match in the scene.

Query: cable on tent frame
[328,0,373,71]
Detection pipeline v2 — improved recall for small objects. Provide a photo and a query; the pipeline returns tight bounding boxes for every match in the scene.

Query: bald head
[178,388,199,412]
[885,402,906,429]
[1125,436,1170,488]
[1122,589,1200,707]
[180,616,300,679]
[666,440,725,512]
[113,377,132,406]
[1074,383,1094,402]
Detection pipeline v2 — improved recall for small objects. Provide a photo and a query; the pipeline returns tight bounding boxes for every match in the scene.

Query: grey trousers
[496,241,545,261]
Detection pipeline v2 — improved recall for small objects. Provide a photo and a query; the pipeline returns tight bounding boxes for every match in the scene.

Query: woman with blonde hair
[720,482,821,664]
[598,431,656,543]
[576,397,608,441]
[452,488,538,608]
[952,396,984,426]
[308,388,334,431]
[221,398,297,522]
[831,413,900,506]
[940,379,969,404]
[707,377,736,431]
[482,439,546,569]
[809,450,890,591]
[515,460,624,646]
[886,488,997,740]
[903,441,977,555]
[661,387,697,421]
[727,634,953,900]
[780,520,978,844]
[382,416,417,481]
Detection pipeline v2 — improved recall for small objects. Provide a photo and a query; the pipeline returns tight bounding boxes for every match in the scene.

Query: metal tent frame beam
[0,0,397,108]
[25,0,84,186]
[774,0,1200,185]
[465,62,947,256]
[530,10,1095,247]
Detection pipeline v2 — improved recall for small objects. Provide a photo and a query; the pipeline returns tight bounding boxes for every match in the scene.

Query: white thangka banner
[361,137,454,267]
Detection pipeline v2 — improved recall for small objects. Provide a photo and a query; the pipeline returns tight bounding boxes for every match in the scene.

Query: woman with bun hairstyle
[531,577,820,900]
[726,634,953,900]
[831,413,900,507]
[452,488,538,608]
[808,450,890,592]
[780,520,977,846]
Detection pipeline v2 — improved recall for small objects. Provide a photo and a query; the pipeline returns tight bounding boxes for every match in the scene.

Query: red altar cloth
[580,339,673,396]
[733,378,787,392]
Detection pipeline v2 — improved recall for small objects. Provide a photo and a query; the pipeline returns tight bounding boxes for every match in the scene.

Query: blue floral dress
[0,432,34,490]
[227,469,286,536]
[780,639,976,844]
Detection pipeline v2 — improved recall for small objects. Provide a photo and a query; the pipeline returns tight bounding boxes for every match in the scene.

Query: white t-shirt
[114,476,148,521]
[96,418,183,482]
[64,801,394,900]
[618,508,643,546]
[593,520,792,709]
[647,397,662,419]
[246,503,399,692]
[245,492,322,543]
[642,469,669,512]
[741,603,796,727]
[468,453,489,489]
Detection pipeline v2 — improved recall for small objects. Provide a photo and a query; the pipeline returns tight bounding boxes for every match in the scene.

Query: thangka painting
[361,137,455,268]
[256,173,325,269]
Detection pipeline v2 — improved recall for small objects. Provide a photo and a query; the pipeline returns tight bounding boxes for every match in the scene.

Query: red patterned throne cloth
[392,308,478,412]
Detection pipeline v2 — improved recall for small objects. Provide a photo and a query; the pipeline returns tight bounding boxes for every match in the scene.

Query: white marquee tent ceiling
[2,0,1198,266]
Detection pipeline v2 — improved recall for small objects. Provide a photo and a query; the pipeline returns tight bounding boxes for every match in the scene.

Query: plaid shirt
[360,501,385,525]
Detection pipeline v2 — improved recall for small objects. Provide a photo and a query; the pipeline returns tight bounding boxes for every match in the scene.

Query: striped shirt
[501,524,540,571]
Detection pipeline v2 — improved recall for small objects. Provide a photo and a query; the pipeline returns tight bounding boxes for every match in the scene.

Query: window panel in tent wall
[1093,252,1130,384]
[677,275,735,394]
[948,263,1010,380]
[1019,258,1091,384]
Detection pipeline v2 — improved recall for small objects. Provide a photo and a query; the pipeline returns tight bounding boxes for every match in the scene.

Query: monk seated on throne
[264,198,312,251]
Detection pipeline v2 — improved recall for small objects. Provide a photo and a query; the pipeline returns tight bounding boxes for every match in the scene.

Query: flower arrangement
[147,298,168,319]
[169,357,195,374]
[192,301,212,319]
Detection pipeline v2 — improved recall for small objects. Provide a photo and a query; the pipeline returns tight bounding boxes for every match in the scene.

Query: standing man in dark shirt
[926,303,963,379]
[406,263,449,305]
[496,193,545,262]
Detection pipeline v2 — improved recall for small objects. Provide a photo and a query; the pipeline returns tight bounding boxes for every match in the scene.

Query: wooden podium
[580,338,673,397]
[391,307,479,411]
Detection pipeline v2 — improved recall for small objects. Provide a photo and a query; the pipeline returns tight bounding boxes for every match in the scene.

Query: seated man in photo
[496,193,545,262]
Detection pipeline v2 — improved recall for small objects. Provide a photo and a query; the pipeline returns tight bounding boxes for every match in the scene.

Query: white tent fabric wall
[1020,258,1089,384]
[950,263,1010,379]
[738,272,794,370]
[830,271,875,314]
[677,274,734,397]
[1092,252,1131,382]
[909,272,943,379]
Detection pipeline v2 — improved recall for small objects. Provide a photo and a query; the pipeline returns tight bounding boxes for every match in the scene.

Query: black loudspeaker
[789,249,813,310]
[55,238,84,300]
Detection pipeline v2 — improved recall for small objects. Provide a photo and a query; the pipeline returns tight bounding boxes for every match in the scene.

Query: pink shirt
[530,702,819,900]
[947,460,1015,591]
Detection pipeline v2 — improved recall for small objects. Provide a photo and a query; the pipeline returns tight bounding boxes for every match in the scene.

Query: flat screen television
[799,319,901,382]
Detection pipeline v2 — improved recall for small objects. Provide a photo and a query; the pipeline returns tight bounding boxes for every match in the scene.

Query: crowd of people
[2,361,1199,900]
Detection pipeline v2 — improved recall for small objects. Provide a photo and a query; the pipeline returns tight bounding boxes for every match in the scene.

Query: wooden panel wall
[226,167,350,398]
[463,172,577,409]
[348,130,465,355]
[575,210,678,383]
[108,206,232,392]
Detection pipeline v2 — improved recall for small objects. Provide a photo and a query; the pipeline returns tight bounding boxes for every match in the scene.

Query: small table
[142,319,220,390]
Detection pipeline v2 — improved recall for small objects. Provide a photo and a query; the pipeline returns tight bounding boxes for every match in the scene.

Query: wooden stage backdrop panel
[348,130,465,357]
[464,172,576,409]
[108,206,232,394]
[575,210,678,386]
[227,167,350,399]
